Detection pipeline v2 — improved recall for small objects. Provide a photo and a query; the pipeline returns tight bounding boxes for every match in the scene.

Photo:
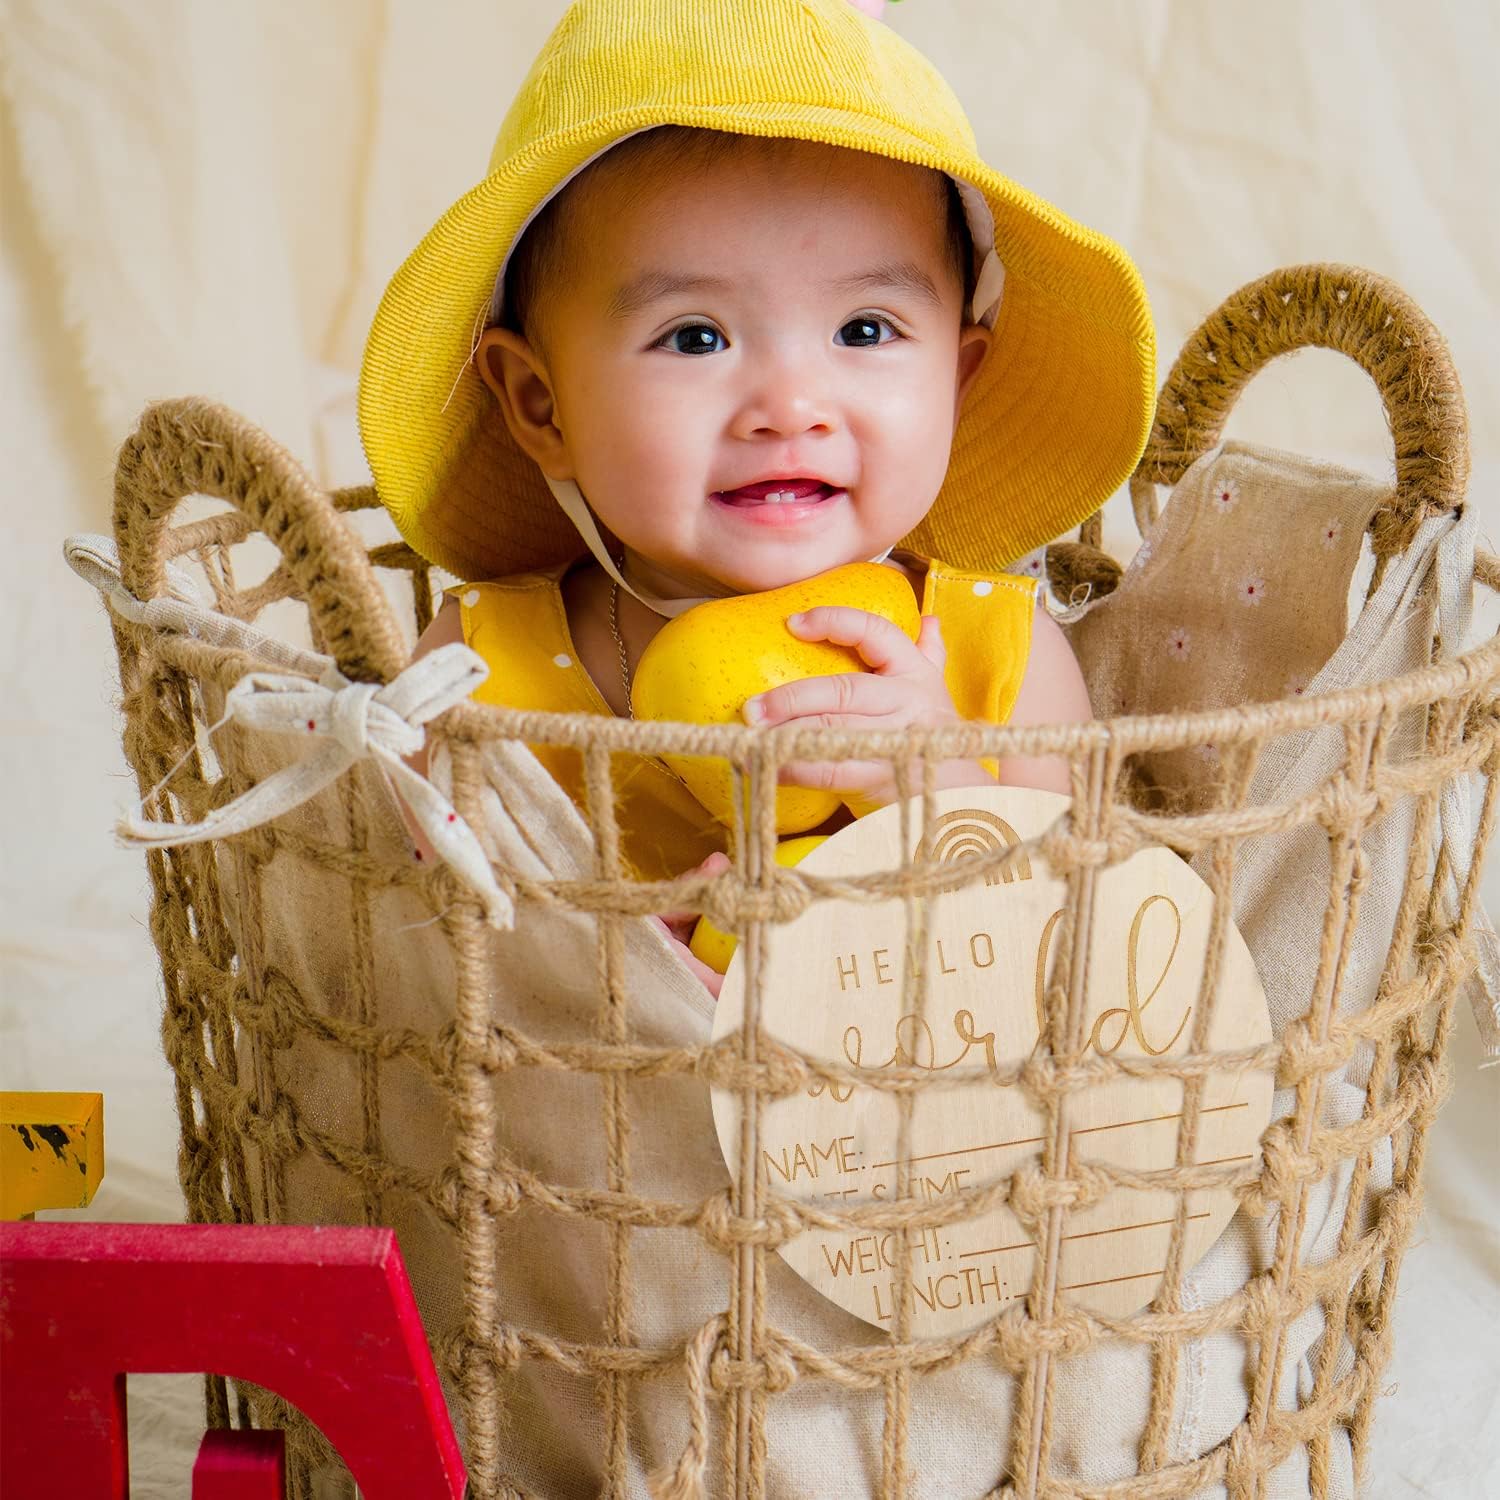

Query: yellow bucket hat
[358,0,1156,587]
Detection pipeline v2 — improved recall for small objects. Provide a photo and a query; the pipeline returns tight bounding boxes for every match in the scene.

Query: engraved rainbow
[928,808,1032,886]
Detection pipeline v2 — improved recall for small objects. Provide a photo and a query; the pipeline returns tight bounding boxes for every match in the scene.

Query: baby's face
[485,140,990,597]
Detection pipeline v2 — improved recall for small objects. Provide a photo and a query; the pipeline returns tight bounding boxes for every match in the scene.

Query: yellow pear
[688,835,827,974]
[632,563,921,833]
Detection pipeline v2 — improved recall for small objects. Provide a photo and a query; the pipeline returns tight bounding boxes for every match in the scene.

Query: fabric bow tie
[116,647,513,929]
[64,534,511,928]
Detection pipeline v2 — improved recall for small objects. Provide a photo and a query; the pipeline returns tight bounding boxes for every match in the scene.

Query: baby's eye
[654,323,726,355]
[835,315,900,348]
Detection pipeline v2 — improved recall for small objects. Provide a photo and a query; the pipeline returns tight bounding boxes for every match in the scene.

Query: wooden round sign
[710,786,1274,1337]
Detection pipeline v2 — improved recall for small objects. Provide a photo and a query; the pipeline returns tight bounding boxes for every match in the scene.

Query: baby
[362,0,1155,985]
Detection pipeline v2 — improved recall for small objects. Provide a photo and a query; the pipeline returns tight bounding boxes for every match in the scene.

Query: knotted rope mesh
[98,266,1499,1499]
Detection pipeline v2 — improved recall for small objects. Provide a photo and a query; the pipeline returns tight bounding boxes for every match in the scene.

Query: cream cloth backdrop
[1,1,1495,1494]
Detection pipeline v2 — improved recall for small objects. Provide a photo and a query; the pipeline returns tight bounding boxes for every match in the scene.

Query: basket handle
[113,398,408,684]
[1125,263,1469,555]
[1051,264,1473,603]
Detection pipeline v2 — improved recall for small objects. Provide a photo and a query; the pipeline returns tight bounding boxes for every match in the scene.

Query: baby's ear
[954,322,993,416]
[474,327,574,480]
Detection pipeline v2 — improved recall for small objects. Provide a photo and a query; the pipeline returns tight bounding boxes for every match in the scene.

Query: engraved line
[957,1212,1212,1260]
[1062,1268,1165,1292]
[956,1237,1033,1259]
[1070,1101,1249,1139]
[867,1134,1044,1171]
[886,1269,1160,1313]
[864,1101,1250,1173]
[1060,1211,1211,1245]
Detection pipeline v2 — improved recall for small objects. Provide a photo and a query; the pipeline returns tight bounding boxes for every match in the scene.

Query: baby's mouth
[713,479,840,506]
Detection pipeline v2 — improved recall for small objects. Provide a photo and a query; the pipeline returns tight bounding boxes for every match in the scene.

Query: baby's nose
[731,374,838,442]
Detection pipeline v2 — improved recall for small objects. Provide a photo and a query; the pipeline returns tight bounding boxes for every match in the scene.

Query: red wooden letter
[0,1224,465,1500]
[193,1429,286,1500]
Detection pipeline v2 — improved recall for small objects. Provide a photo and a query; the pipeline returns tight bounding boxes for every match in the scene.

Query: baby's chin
[703,549,893,597]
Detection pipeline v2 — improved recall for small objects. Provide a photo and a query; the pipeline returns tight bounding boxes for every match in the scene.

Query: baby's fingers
[777,757,899,794]
[916,614,946,671]
[786,606,926,675]
[652,916,724,998]
[744,670,904,727]
[656,850,732,926]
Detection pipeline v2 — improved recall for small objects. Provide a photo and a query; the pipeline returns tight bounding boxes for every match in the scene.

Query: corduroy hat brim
[358,1,1156,584]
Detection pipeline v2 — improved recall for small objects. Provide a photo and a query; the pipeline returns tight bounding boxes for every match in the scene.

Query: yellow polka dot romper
[453,555,1039,881]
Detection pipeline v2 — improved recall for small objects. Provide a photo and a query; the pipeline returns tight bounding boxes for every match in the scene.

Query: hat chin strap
[544,476,896,619]
[969,246,1005,328]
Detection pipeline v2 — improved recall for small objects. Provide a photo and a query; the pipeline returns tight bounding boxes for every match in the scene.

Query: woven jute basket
[91,265,1498,1499]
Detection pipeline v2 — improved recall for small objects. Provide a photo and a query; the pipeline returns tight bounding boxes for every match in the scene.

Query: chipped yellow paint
[0,1091,104,1219]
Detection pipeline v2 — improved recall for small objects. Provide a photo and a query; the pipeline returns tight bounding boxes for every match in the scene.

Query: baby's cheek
[573,413,701,544]
[859,418,957,542]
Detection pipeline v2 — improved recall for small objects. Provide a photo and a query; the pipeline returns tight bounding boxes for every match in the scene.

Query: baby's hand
[654,851,731,998]
[742,608,993,813]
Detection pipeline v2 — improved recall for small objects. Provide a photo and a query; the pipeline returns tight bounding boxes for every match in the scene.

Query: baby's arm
[992,601,1092,795]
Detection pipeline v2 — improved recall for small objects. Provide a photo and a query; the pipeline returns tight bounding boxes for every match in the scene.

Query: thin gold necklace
[608,576,634,718]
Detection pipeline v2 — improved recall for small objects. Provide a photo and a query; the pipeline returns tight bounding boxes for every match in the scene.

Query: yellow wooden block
[0,1092,104,1219]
